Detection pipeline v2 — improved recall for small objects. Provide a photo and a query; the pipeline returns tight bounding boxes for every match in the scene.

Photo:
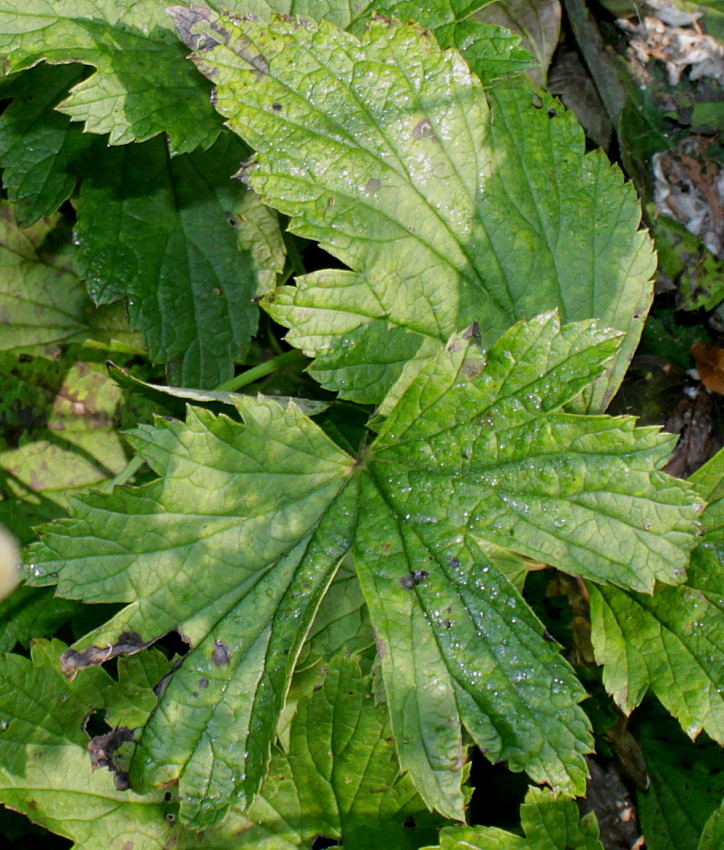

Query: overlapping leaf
[180,11,655,409]
[25,314,700,826]
[421,786,603,849]
[214,653,444,849]
[636,702,724,850]
[0,640,180,850]
[0,0,223,153]
[0,203,91,353]
[589,448,724,744]
[0,64,96,226]
[75,131,281,387]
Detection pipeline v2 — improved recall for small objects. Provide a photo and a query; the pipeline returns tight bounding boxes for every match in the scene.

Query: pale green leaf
[0,640,180,849]
[25,315,700,825]
[0,0,222,153]
[28,397,358,829]
[421,786,603,849]
[0,359,130,508]
[590,449,723,744]
[0,203,90,354]
[75,132,276,388]
[181,12,655,409]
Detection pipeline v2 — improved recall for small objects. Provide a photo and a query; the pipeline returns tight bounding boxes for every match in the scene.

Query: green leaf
[211,653,444,849]
[0,203,90,354]
[699,798,724,850]
[636,701,724,850]
[0,0,223,154]
[421,786,603,849]
[0,586,77,651]
[1,357,131,505]
[181,12,655,409]
[0,640,180,849]
[0,64,97,227]
[589,449,723,744]
[75,132,279,388]
[471,0,561,85]
[26,314,700,825]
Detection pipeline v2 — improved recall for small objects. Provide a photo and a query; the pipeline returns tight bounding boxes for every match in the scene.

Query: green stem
[215,349,306,392]
[102,350,306,491]
[100,454,145,493]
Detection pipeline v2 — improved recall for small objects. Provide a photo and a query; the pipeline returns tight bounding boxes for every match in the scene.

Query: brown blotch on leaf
[88,727,135,791]
[61,632,151,678]
[168,5,230,52]
[211,639,231,667]
[413,118,437,141]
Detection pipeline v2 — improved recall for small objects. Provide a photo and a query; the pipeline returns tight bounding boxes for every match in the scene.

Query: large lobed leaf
[26,314,700,826]
[179,11,655,410]
[589,448,724,744]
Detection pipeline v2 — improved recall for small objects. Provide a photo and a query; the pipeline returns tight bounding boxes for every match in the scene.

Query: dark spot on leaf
[448,557,461,570]
[88,727,135,791]
[403,817,416,829]
[411,570,428,584]
[413,118,437,141]
[272,102,282,111]
[164,791,172,802]
[463,321,482,344]
[381,542,392,553]
[442,619,452,629]
[61,631,151,677]
[399,575,416,590]
[365,177,381,192]
[192,691,199,697]
[27,799,36,809]
[198,677,209,688]
[548,108,557,118]
[168,5,230,51]
[211,639,231,667]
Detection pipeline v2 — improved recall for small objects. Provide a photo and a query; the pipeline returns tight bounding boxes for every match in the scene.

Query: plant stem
[102,350,306,491]
[100,454,145,493]
[215,349,306,392]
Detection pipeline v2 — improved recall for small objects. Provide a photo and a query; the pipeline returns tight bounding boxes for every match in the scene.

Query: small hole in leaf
[311,836,340,848]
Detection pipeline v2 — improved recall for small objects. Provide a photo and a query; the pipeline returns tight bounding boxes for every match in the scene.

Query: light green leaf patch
[0,0,223,153]
[421,786,603,849]
[0,640,179,850]
[26,314,700,826]
[181,12,655,410]
[589,448,723,744]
